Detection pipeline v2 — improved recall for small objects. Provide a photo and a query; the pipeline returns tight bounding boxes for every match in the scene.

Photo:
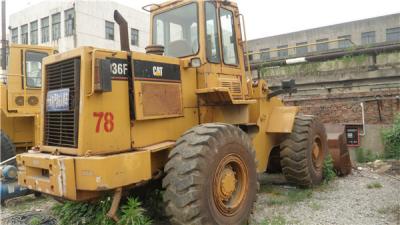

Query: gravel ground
[1,165,399,225]
[250,167,400,225]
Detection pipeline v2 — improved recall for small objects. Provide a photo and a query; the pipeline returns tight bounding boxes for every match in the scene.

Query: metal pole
[1,0,6,70]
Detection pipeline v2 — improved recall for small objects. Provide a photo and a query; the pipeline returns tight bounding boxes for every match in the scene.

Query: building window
[386,27,400,42]
[105,21,114,40]
[64,8,75,36]
[131,28,139,46]
[11,28,18,43]
[260,48,270,61]
[338,35,352,48]
[361,31,376,45]
[277,45,288,58]
[316,38,329,52]
[296,42,308,56]
[30,20,38,45]
[21,24,28,44]
[52,13,61,41]
[41,17,49,43]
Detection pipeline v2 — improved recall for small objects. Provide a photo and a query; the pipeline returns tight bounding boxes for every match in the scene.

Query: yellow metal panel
[17,153,77,200]
[74,151,152,190]
[266,106,299,133]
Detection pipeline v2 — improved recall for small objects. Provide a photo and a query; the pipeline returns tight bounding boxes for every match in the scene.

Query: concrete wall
[9,0,149,52]
[248,13,400,61]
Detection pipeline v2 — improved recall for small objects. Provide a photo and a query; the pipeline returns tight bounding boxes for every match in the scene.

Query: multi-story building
[8,0,150,52]
[247,13,400,62]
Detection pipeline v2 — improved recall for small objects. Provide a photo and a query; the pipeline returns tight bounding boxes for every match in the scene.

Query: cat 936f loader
[17,1,350,224]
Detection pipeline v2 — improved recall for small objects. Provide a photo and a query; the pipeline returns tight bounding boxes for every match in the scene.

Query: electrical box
[345,126,360,147]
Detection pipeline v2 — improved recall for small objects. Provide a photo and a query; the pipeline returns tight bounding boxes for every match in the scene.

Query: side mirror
[282,79,296,90]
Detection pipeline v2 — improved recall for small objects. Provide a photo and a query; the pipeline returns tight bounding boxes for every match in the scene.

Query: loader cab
[2,44,55,114]
[149,0,250,102]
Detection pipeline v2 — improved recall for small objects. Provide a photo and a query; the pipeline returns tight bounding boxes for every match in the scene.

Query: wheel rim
[213,153,248,216]
[312,136,324,170]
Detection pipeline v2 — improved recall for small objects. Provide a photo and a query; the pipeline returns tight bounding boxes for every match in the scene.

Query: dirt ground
[1,161,399,225]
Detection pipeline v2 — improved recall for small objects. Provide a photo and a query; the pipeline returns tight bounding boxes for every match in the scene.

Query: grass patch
[28,217,41,225]
[309,202,322,211]
[259,215,287,225]
[261,185,312,206]
[355,147,381,163]
[366,182,383,189]
[377,204,400,215]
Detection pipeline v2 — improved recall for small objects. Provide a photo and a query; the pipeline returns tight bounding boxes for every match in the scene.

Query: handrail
[246,38,355,57]
[239,14,251,80]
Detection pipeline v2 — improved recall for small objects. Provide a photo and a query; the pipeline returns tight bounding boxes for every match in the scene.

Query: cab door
[217,4,247,100]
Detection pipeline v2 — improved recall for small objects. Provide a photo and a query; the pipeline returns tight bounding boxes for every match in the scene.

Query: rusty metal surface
[325,124,352,176]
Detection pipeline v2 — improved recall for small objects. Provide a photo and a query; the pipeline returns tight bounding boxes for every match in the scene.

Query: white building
[9,0,150,52]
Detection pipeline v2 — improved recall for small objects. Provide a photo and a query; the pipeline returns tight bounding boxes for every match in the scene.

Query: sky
[4,0,400,40]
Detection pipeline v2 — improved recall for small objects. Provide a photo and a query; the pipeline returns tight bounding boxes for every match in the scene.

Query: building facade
[9,0,150,52]
[247,13,400,62]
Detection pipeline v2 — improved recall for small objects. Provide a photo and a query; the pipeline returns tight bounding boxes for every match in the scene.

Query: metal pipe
[114,10,130,52]
[1,0,6,70]
[360,102,366,136]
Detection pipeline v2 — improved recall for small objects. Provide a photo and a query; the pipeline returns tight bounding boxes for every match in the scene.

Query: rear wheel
[163,123,257,225]
[1,130,16,165]
[280,116,328,187]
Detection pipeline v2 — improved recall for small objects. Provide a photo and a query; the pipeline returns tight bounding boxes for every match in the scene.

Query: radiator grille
[221,80,242,99]
[44,57,80,148]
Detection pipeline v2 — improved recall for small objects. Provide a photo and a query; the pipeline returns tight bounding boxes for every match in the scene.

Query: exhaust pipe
[114,10,130,52]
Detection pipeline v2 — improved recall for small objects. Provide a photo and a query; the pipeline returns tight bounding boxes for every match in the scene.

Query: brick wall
[284,90,400,125]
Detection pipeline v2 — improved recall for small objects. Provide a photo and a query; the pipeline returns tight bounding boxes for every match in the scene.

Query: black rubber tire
[163,123,258,225]
[0,130,17,165]
[280,115,328,187]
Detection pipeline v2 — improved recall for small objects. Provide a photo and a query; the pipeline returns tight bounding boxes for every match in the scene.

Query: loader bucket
[325,124,352,176]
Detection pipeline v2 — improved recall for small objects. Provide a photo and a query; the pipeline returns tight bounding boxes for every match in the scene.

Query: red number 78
[93,112,114,133]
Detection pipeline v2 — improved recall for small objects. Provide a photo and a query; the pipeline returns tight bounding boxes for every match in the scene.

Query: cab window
[220,8,238,65]
[26,51,48,88]
[205,2,220,63]
[153,3,199,58]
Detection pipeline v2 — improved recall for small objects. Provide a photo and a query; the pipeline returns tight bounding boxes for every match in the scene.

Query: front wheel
[163,123,258,225]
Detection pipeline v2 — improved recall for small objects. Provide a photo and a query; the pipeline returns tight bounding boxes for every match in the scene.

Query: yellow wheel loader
[0,44,55,203]
[1,44,55,163]
[16,1,350,224]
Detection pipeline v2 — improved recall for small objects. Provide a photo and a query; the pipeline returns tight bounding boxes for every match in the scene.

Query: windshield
[26,51,48,88]
[152,3,199,58]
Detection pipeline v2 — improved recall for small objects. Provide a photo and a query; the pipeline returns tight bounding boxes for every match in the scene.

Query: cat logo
[153,66,163,77]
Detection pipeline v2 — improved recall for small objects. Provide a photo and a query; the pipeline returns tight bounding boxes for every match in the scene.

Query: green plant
[52,196,115,225]
[29,217,41,225]
[323,155,336,183]
[367,182,383,189]
[259,215,287,225]
[354,147,380,163]
[118,198,152,225]
[382,114,400,159]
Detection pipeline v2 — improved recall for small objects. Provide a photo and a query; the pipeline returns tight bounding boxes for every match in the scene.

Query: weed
[118,198,152,225]
[259,215,287,225]
[309,202,322,210]
[355,147,381,163]
[29,217,41,225]
[323,154,336,183]
[262,185,313,206]
[382,114,400,159]
[377,204,400,215]
[367,182,383,189]
[52,196,115,225]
